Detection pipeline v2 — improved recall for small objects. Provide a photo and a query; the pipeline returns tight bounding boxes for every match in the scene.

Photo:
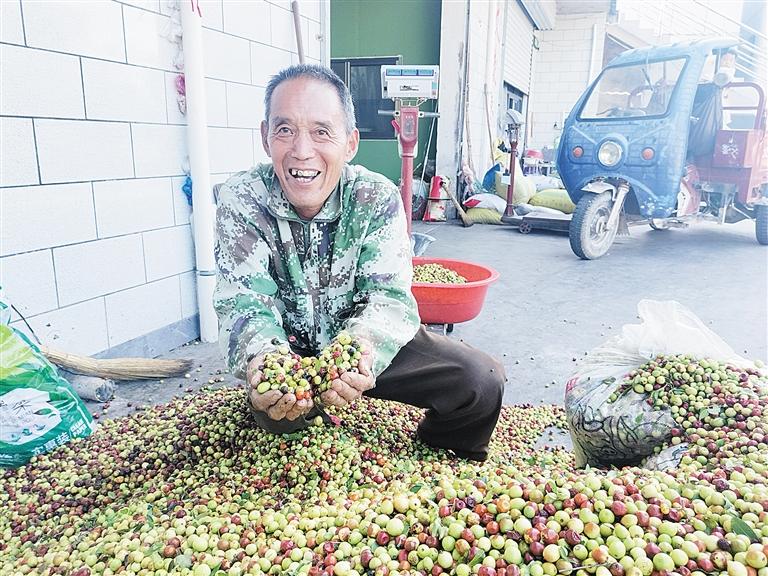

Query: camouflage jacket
[213,163,420,380]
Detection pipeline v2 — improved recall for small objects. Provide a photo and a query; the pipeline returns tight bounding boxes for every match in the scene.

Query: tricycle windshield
[579,58,687,119]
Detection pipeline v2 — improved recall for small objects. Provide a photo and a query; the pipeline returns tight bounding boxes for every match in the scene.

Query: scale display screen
[381,65,439,99]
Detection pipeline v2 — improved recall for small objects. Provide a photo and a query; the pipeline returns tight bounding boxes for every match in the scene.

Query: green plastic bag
[0,324,94,467]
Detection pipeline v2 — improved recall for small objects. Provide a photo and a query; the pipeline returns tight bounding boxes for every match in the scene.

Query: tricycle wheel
[518,221,533,234]
[569,192,617,260]
[757,205,768,245]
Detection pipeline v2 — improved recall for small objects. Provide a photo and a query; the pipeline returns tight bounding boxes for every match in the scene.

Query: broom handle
[443,184,474,228]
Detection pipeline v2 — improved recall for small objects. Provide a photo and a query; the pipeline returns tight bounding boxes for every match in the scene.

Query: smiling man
[214,64,505,461]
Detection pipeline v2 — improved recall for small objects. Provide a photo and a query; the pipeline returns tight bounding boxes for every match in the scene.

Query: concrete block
[199,0,224,30]
[206,78,228,127]
[560,69,587,84]
[227,83,264,128]
[536,36,553,49]
[0,118,38,187]
[23,0,125,61]
[565,60,590,74]
[143,225,195,281]
[118,0,161,11]
[0,250,58,317]
[54,235,146,306]
[531,90,550,104]
[559,49,581,62]
[546,30,565,41]
[1,45,85,118]
[253,130,270,164]
[537,50,556,63]
[251,43,291,87]
[1,0,24,44]
[269,3,297,53]
[132,124,187,177]
[124,5,176,70]
[222,0,270,42]
[301,0,321,22]
[83,58,166,123]
[11,298,109,356]
[0,183,96,256]
[536,110,562,123]
[304,18,322,61]
[171,176,192,225]
[208,127,254,173]
[528,119,548,133]
[562,27,583,39]
[105,276,181,347]
[564,80,587,94]
[100,315,198,358]
[35,119,134,183]
[179,270,198,318]
[94,177,175,238]
[165,71,187,125]
[202,28,251,83]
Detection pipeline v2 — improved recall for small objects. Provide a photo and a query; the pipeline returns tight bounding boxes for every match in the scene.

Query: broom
[12,303,194,380]
[40,345,194,380]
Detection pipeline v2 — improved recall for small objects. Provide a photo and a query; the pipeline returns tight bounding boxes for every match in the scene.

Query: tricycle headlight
[598,141,623,167]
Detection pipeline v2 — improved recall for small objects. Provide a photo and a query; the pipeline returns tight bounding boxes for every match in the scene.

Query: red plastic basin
[411,257,500,324]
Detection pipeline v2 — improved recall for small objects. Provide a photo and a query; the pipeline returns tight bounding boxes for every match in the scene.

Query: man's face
[261,77,359,219]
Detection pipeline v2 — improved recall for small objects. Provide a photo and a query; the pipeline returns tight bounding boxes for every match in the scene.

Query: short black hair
[264,64,356,134]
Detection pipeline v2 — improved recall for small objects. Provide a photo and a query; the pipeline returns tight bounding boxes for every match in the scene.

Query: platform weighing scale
[500,110,571,234]
[379,65,440,239]
[379,65,499,333]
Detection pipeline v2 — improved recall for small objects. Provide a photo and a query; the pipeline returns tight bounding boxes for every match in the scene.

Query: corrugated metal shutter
[503,1,534,94]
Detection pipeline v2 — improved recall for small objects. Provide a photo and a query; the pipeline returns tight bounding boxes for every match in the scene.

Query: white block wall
[528,13,606,151]
[0,0,325,356]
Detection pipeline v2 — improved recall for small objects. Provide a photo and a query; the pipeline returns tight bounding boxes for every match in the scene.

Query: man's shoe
[448,448,488,462]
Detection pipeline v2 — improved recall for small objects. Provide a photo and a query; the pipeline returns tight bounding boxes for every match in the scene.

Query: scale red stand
[390,106,420,235]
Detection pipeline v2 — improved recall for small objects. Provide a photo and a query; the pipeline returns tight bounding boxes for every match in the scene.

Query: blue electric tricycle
[557,38,768,259]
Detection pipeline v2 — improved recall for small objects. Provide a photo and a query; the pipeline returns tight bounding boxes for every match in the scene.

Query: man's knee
[460,351,506,408]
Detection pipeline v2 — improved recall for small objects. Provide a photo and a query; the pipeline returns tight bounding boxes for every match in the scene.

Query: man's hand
[320,339,375,408]
[246,355,313,421]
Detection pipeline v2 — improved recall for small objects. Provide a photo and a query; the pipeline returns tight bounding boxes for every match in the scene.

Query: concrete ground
[88,218,768,428]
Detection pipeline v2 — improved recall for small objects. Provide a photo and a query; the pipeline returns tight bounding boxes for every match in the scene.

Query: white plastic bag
[565,300,750,468]
[528,174,565,191]
[463,193,507,214]
[618,300,749,366]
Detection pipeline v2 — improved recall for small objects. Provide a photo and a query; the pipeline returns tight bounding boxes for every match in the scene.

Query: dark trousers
[250,327,506,460]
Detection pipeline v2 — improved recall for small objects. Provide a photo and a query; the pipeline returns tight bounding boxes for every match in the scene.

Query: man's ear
[260,121,271,157]
[345,128,360,162]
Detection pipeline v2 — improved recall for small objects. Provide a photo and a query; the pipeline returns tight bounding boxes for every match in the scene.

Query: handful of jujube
[253,332,365,400]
